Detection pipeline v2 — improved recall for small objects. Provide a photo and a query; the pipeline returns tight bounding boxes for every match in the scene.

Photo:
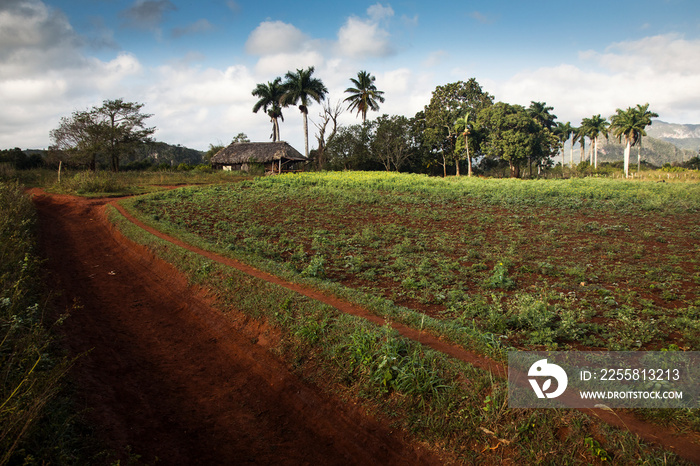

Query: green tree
[610,106,647,178]
[528,101,557,130]
[50,100,154,172]
[325,123,376,171]
[424,79,493,176]
[454,112,475,176]
[372,114,412,171]
[49,109,105,170]
[633,103,659,172]
[554,121,574,168]
[252,77,286,142]
[478,102,555,178]
[528,102,558,176]
[572,126,587,165]
[344,70,385,122]
[231,132,250,144]
[204,143,224,163]
[95,99,155,172]
[579,115,609,169]
[282,67,328,157]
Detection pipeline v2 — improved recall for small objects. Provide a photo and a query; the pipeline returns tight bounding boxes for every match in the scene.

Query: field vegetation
[116,170,700,463]
[0,182,101,465]
[126,172,700,353]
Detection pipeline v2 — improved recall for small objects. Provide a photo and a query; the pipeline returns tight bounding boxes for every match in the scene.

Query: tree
[633,103,659,172]
[344,70,385,122]
[572,127,587,165]
[49,109,104,170]
[325,123,375,171]
[527,102,558,176]
[554,121,574,168]
[528,102,557,130]
[95,99,155,172]
[204,143,224,163]
[423,79,494,176]
[579,115,609,169]
[372,114,412,172]
[231,132,250,144]
[252,77,286,142]
[454,112,475,176]
[50,99,154,172]
[477,102,556,178]
[610,107,646,178]
[282,67,328,157]
[313,100,344,170]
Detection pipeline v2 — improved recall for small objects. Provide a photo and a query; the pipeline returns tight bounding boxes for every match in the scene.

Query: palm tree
[528,101,557,130]
[554,121,574,168]
[282,67,328,157]
[572,127,587,165]
[579,115,609,169]
[454,112,474,177]
[344,70,385,122]
[634,103,659,172]
[252,77,286,142]
[610,107,644,178]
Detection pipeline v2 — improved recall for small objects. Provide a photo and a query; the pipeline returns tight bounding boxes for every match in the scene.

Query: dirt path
[33,191,443,465]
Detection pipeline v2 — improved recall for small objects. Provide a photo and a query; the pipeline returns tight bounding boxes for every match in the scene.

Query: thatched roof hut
[210,141,307,173]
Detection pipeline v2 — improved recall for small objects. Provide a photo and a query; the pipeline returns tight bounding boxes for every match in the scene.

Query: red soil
[32,191,444,465]
[31,190,700,464]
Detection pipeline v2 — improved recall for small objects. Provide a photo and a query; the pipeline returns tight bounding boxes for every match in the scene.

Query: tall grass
[0,182,94,465]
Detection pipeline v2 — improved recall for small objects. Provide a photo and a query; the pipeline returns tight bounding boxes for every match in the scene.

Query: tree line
[250,69,665,178]
[39,69,675,177]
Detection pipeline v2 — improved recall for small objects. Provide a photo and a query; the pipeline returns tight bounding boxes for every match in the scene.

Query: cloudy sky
[2,0,700,151]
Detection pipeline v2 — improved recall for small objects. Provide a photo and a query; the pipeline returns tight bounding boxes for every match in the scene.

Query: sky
[2,0,700,152]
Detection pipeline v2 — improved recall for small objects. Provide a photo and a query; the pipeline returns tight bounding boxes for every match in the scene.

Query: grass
[123,172,700,356]
[0,181,102,465]
[3,168,250,196]
[108,172,699,463]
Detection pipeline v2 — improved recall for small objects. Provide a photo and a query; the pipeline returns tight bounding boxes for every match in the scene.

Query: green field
[126,172,700,353]
[110,171,700,464]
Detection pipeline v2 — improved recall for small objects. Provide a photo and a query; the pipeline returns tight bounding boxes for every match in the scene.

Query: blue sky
[2,0,700,151]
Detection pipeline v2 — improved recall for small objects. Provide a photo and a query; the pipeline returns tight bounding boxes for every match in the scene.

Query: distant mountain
[596,135,696,167]
[645,120,700,152]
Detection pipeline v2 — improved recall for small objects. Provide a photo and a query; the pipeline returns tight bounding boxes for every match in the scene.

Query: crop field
[128,172,700,353]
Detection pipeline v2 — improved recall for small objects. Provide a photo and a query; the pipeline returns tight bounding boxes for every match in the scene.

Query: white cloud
[423,50,448,68]
[245,21,309,55]
[367,3,394,22]
[254,51,325,77]
[0,0,84,78]
[496,34,700,125]
[337,16,394,58]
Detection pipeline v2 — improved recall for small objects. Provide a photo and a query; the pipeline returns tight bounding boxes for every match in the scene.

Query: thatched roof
[211,141,306,165]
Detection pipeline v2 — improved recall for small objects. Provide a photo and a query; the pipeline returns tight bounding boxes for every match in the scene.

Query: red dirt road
[33,191,443,465]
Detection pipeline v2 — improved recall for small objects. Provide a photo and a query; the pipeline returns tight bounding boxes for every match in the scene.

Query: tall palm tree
[634,103,659,172]
[528,101,557,130]
[252,77,286,142]
[281,67,328,157]
[344,70,385,122]
[572,127,587,165]
[454,112,474,177]
[554,121,574,168]
[610,107,644,178]
[579,115,609,169]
